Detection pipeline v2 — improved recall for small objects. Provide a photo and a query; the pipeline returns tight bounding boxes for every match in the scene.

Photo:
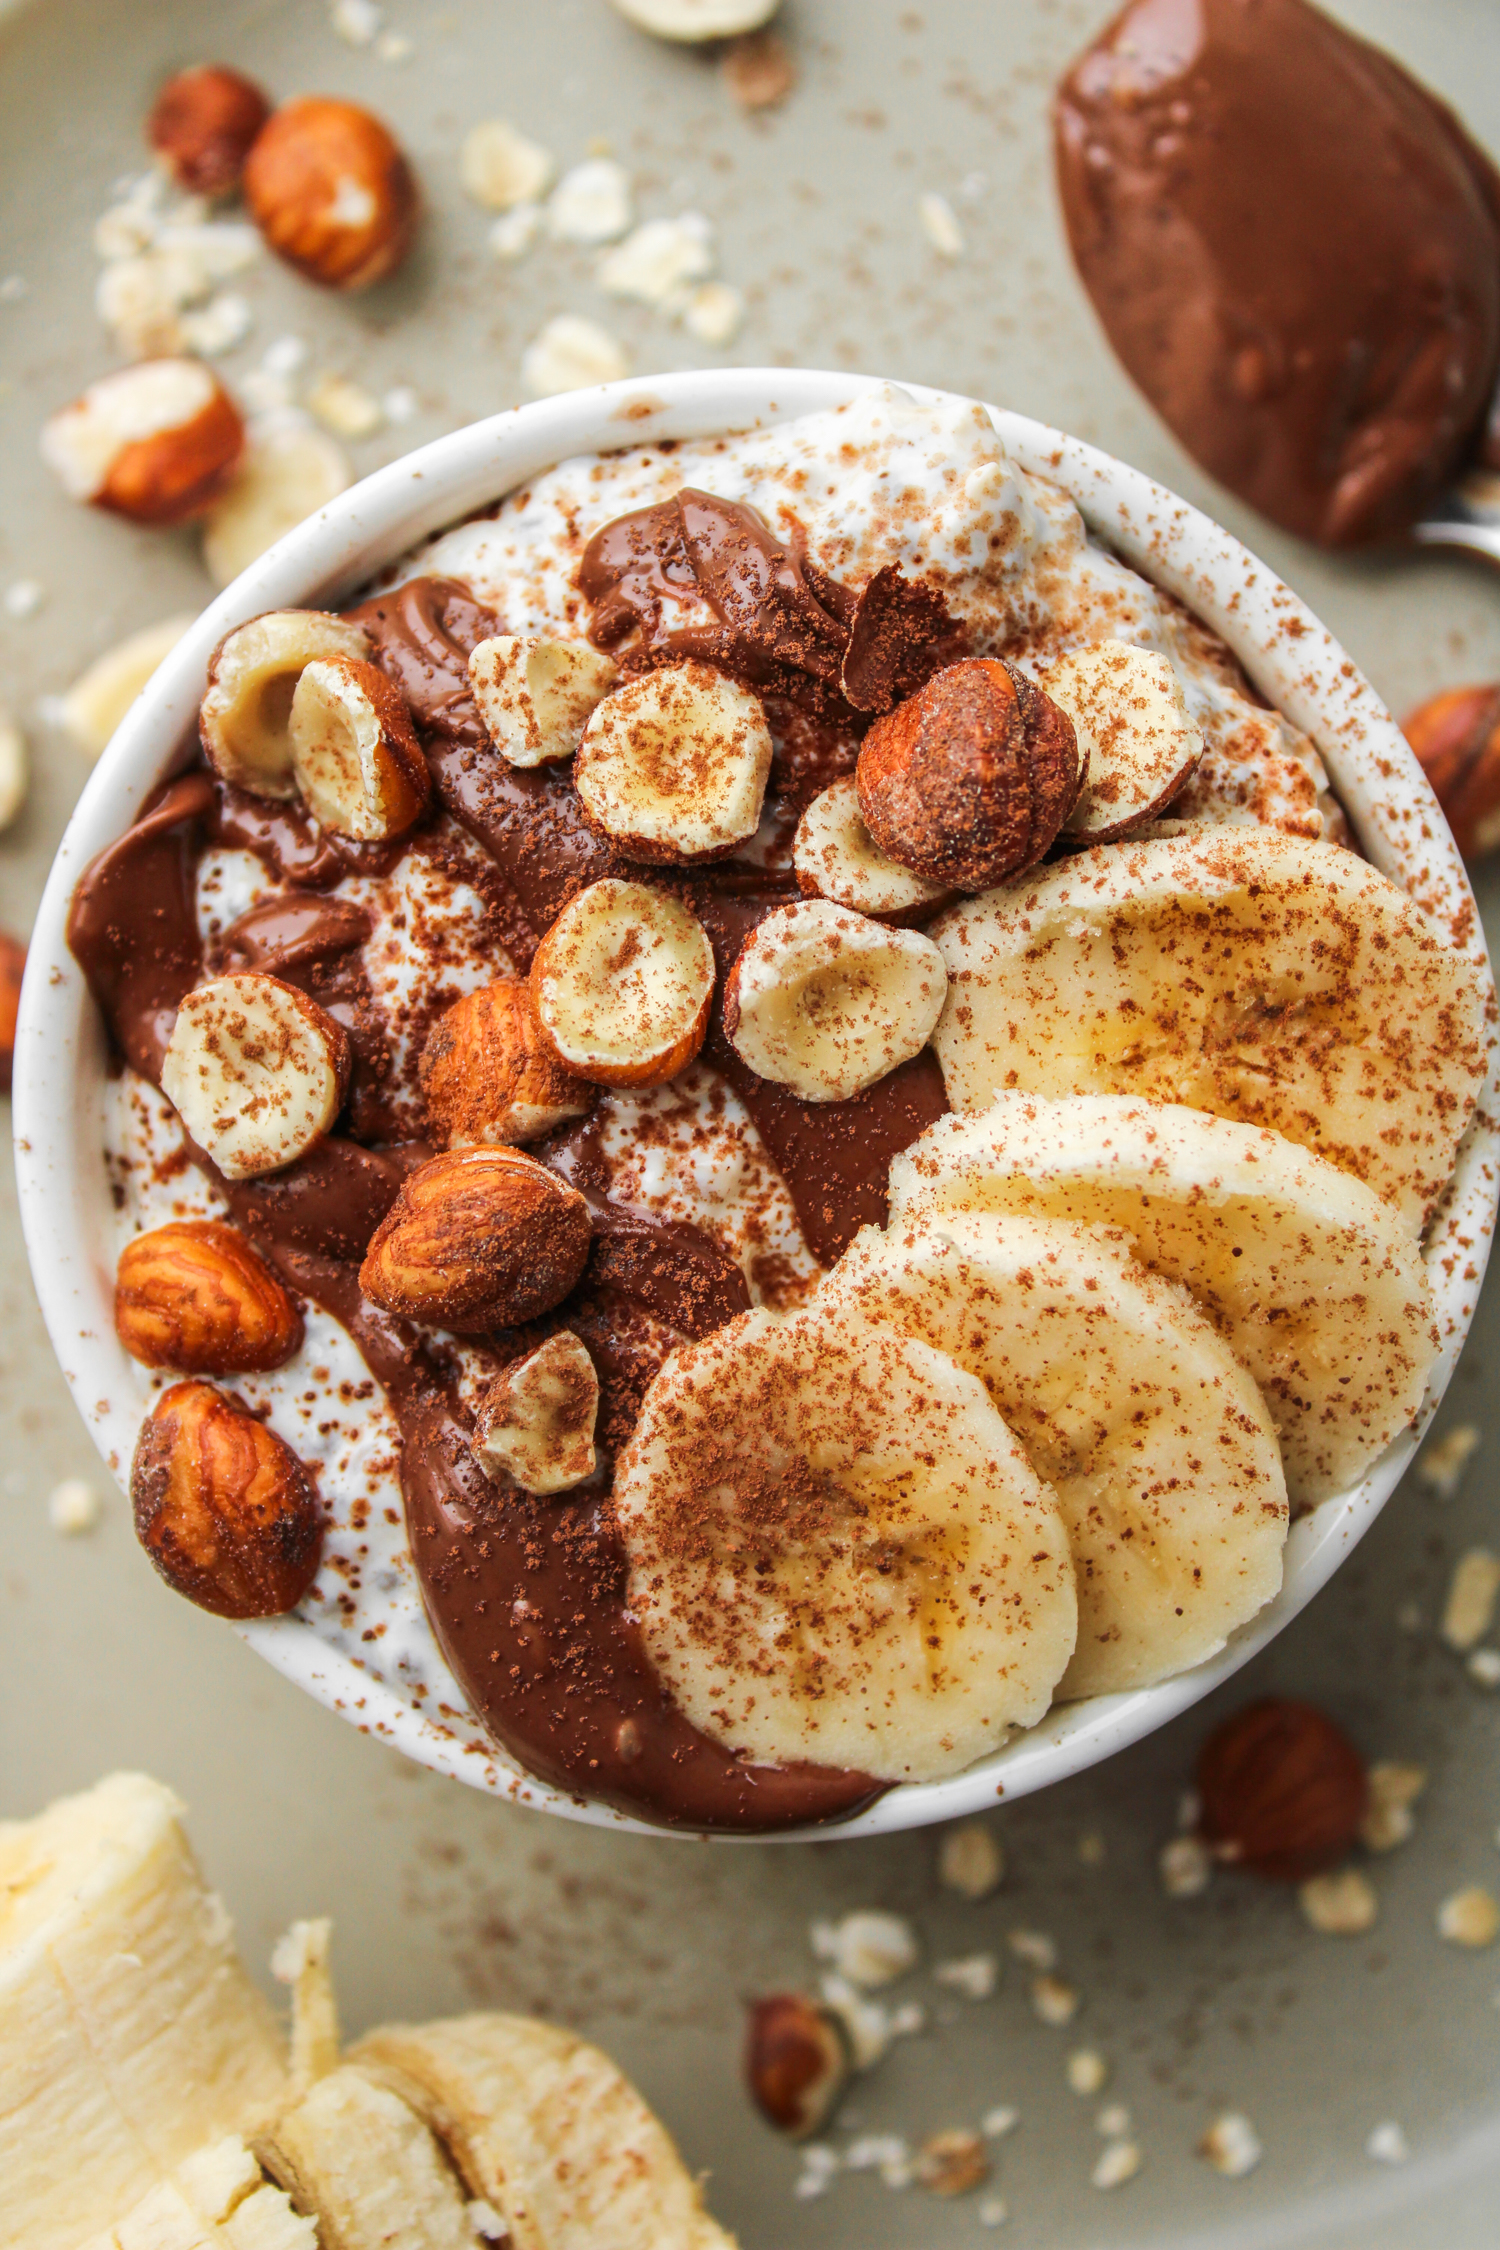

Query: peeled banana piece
[891,1093,1438,1506]
[351,2014,736,2250]
[931,827,1491,1231]
[257,2066,480,2250]
[821,1213,1288,1697]
[0,1773,286,2250]
[613,1301,1077,1779]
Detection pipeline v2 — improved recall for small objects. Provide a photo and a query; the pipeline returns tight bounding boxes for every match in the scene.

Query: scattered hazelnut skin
[856,658,1082,891]
[744,1995,849,2139]
[147,64,272,197]
[0,928,25,1094]
[243,96,419,292]
[1196,1698,1368,1882]
[130,1380,323,1619]
[1402,683,1500,861]
[115,1220,303,1376]
[359,1147,592,1333]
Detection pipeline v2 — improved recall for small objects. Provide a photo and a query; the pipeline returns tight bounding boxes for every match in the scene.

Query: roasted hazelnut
[147,64,271,197]
[1402,682,1500,861]
[1197,1698,1368,1882]
[115,1220,302,1375]
[244,96,419,291]
[40,360,245,527]
[420,980,594,1148]
[744,1994,849,2138]
[0,928,24,1095]
[358,1147,592,1332]
[856,658,1082,891]
[130,1380,322,1619]
[916,2128,990,2197]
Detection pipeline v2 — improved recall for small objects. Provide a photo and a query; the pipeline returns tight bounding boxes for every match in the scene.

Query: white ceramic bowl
[15,370,1499,1840]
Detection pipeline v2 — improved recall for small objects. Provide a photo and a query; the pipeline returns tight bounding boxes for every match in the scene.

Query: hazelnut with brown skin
[1402,683,1500,861]
[420,981,595,1149]
[0,929,24,1095]
[131,1380,323,1619]
[359,1147,592,1332]
[148,65,272,197]
[1197,1698,1368,1882]
[244,96,419,291]
[116,1220,303,1376]
[856,658,1083,891]
[744,1995,849,2138]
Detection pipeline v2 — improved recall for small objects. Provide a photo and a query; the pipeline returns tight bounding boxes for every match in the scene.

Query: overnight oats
[68,385,1491,1832]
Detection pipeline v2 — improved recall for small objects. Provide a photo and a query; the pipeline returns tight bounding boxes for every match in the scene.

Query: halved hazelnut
[161,971,352,1180]
[468,635,620,768]
[0,928,24,1096]
[116,1219,303,1375]
[722,899,947,1103]
[40,360,245,526]
[358,1147,592,1332]
[131,1379,322,1618]
[856,658,1082,891]
[200,609,373,799]
[1042,639,1204,842]
[574,661,773,864]
[744,1994,849,2139]
[793,776,951,920]
[1402,682,1500,860]
[243,96,419,292]
[148,64,272,197]
[530,878,715,1090]
[474,1331,600,1494]
[288,656,429,838]
[420,981,594,1147]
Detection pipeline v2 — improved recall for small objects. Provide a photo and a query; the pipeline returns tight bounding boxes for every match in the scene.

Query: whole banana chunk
[891,1093,1438,1506]
[931,828,1491,1232]
[0,1773,285,2250]
[613,1302,1077,1780]
[821,1213,1287,1697]
[350,2014,737,2250]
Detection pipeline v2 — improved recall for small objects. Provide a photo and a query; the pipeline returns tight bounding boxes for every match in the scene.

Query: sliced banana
[200,611,372,799]
[793,775,951,918]
[932,828,1491,1231]
[162,972,352,1179]
[821,1213,1287,1697]
[722,899,948,1102]
[475,1331,599,1495]
[287,656,430,839]
[61,615,196,760]
[574,661,772,863]
[257,2066,479,2250]
[609,0,780,40]
[613,1301,1076,1779]
[1041,640,1203,841]
[202,417,351,590]
[0,1773,285,2250]
[469,635,619,767]
[530,878,715,1088]
[890,1092,1438,1506]
[351,2013,736,2250]
[220,2185,320,2249]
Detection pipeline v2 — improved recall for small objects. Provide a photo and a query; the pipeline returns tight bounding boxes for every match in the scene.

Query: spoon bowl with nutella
[15,369,1496,1838]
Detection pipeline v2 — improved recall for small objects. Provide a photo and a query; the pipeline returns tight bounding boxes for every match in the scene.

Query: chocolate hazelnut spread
[1055,0,1500,545]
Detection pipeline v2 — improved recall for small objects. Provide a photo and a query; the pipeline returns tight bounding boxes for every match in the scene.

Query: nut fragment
[575,662,773,863]
[1360,1762,1427,1853]
[811,1908,919,1989]
[288,655,429,838]
[459,118,555,210]
[161,972,352,1180]
[421,981,594,1147]
[116,1220,303,1374]
[201,417,351,588]
[723,900,947,1103]
[131,1379,322,1618]
[1436,1885,1500,1948]
[148,64,272,196]
[1197,1699,1367,1882]
[200,610,372,798]
[0,928,25,1094]
[857,658,1082,891]
[243,96,419,291]
[41,360,245,525]
[1298,1866,1378,1934]
[744,1995,848,2140]
[359,1147,591,1332]
[1198,2112,1262,2179]
[1402,683,1500,860]
[468,635,619,767]
[793,776,951,919]
[938,1822,1004,1900]
[916,2130,989,2198]
[530,879,714,1090]
[474,1331,599,1494]
[1041,640,1204,841]
[1439,1546,1500,1650]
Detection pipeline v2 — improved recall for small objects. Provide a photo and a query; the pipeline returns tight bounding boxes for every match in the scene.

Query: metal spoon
[1412,465,1500,566]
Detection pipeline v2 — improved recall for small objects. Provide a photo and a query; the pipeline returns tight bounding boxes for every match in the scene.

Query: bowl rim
[14,366,1499,1841]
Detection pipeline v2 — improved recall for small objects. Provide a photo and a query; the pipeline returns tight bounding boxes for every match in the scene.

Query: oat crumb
[1367,2121,1410,2165]
[1360,1762,1427,1853]
[1092,2139,1141,2190]
[1440,1547,1500,1650]
[1415,1422,1480,1497]
[934,1952,997,2001]
[1159,1834,1212,1897]
[918,190,964,259]
[48,1478,102,1535]
[1066,2048,1108,2096]
[1198,2111,1262,2178]
[1299,1867,1378,1935]
[939,1821,1004,1899]
[981,2104,1019,2140]
[1437,1885,1500,1949]
[1030,1973,1079,2027]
